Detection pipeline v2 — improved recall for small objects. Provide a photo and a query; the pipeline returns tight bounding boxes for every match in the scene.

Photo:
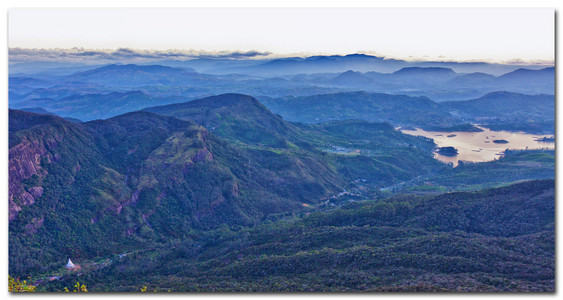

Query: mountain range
[8,53,555,292]
[260,91,554,133]
[9,60,554,106]
[9,93,450,277]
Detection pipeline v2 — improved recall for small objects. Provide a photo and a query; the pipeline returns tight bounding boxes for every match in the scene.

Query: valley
[8,53,555,292]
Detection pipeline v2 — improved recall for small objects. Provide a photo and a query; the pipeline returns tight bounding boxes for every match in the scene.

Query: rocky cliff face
[8,136,54,221]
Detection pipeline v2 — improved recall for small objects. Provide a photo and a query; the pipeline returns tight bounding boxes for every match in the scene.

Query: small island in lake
[493,139,509,144]
[437,146,459,156]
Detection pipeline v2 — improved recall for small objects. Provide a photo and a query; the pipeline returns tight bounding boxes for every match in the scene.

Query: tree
[8,276,36,292]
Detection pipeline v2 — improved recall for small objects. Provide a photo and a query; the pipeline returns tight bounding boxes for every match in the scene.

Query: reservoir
[401,126,554,167]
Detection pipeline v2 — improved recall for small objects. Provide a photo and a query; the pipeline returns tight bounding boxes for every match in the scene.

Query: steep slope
[85,111,343,226]
[143,94,442,190]
[9,110,105,221]
[8,109,347,276]
[9,110,130,276]
[143,93,303,147]
[10,92,451,277]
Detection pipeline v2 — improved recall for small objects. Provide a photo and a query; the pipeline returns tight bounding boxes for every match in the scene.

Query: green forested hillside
[9,95,442,278]
[39,180,554,292]
[259,92,455,128]
[8,94,555,292]
[143,93,303,147]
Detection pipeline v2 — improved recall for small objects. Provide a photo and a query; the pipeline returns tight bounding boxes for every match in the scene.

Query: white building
[65,258,76,269]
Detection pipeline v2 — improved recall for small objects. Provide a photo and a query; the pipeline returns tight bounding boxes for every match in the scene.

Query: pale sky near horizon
[8,8,555,63]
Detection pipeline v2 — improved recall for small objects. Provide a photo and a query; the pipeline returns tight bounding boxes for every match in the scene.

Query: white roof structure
[66,258,76,269]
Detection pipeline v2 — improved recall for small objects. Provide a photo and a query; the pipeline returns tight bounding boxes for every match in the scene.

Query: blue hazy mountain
[391,67,457,82]
[201,54,549,77]
[446,72,498,86]
[218,54,409,75]
[442,91,554,133]
[260,91,554,133]
[497,67,554,91]
[9,61,107,76]
[10,58,554,104]
[156,58,267,74]
[329,70,376,86]
[413,60,534,76]
[62,64,207,86]
[9,60,554,128]
[323,66,554,101]
[10,91,192,121]
[259,91,454,128]
[443,91,554,120]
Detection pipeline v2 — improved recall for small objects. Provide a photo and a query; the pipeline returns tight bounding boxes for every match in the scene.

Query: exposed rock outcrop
[9,137,53,221]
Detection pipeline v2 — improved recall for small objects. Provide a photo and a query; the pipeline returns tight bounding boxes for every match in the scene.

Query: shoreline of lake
[401,125,555,167]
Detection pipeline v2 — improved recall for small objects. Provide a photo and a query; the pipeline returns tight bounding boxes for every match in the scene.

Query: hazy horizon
[9,8,554,64]
[8,47,555,67]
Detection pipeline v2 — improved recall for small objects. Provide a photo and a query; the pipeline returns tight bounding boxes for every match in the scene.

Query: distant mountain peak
[498,66,555,78]
[345,53,377,58]
[332,70,373,85]
[71,63,195,77]
[188,93,265,109]
[143,93,297,146]
[394,67,456,75]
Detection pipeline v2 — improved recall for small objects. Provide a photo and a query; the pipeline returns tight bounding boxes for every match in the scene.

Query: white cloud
[8,47,273,63]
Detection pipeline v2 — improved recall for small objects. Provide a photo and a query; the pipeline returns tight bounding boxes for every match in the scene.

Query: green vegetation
[8,93,555,292]
[493,139,509,144]
[437,146,458,156]
[8,276,88,293]
[260,92,457,128]
[9,101,442,279]
[32,180,553,292]
[63,282,88,292]
[424,150,554,192]
[443,92,554,125]
[9,276,36,292]
[481,121,555,134]
[260,91,554,135]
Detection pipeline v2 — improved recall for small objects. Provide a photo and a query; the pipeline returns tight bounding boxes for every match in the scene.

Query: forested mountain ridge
[9,94,444,277]
[143,93,302,147]
[259,91,455,128]
[39,179,554,292]
[260,91,555,133]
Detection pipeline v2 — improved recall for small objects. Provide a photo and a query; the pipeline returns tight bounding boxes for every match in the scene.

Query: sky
[8,8,554,63]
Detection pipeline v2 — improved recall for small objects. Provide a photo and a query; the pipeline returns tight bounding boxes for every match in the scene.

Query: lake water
[401,126,554,167]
